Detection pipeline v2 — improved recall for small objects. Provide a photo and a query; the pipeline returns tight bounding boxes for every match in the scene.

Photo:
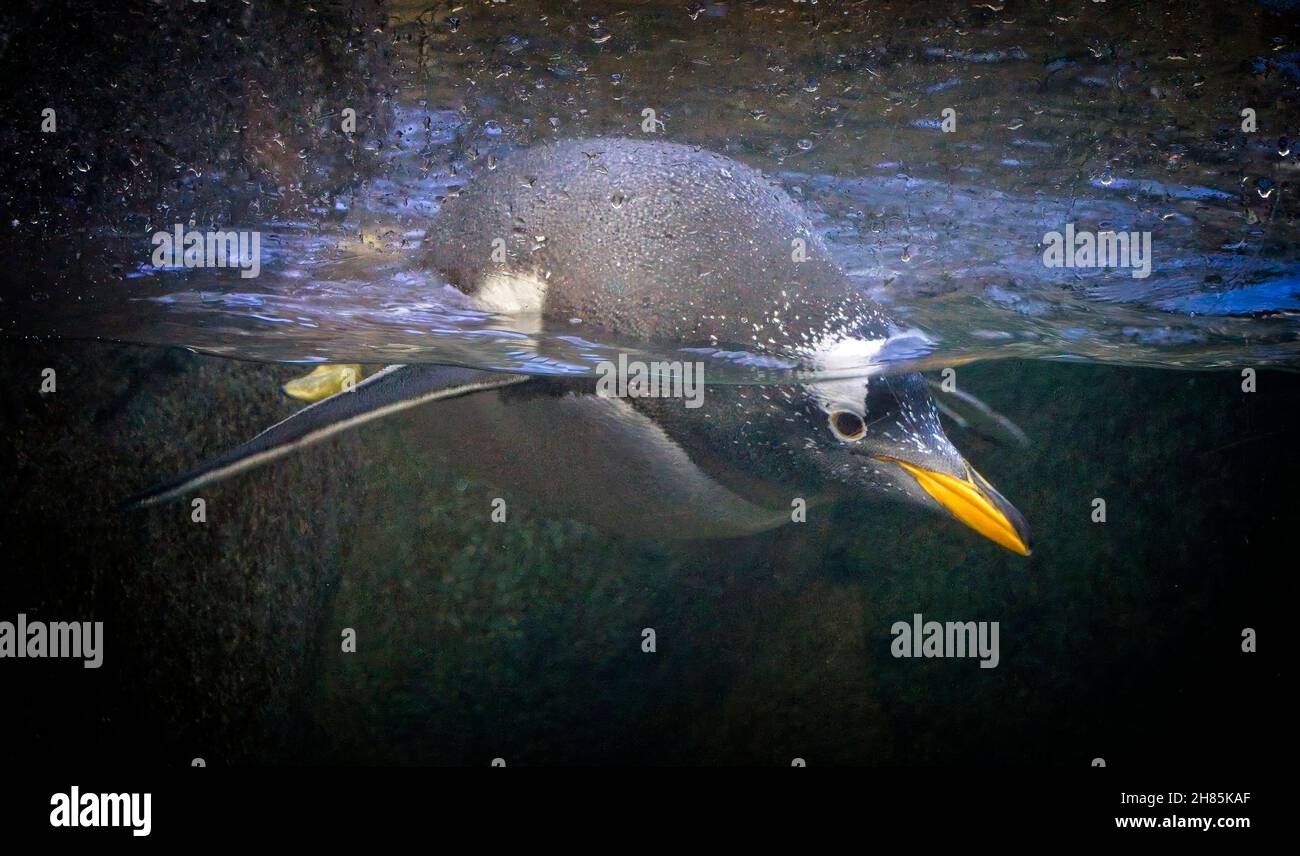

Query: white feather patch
[474,271,548,315]
[806,336,885,413]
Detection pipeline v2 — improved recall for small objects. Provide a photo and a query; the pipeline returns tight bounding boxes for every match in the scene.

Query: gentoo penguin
[130,138,1031,555]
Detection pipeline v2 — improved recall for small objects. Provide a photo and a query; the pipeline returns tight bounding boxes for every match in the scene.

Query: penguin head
[795,367,1032,556]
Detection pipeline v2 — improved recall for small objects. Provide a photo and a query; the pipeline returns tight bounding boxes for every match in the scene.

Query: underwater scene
[0,0,1293,789]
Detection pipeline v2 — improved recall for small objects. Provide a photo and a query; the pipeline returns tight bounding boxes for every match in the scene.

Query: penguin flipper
[926,378,1029,447]
[126,364,530,508]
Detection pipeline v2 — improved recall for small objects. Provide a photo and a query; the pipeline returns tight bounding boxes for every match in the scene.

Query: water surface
[3,0,1298,376]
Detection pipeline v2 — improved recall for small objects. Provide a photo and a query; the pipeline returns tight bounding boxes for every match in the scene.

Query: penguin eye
[828,410,866,442]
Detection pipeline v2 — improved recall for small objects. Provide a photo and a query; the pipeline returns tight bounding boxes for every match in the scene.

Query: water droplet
[487,153,498,170]
[610,191,627,209]
[797,138,813,151]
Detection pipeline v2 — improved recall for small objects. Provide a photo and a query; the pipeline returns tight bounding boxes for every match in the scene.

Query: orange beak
[877,456,1032,556]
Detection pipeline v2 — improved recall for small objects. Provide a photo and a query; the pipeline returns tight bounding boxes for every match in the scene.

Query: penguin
[129,138,1031,556]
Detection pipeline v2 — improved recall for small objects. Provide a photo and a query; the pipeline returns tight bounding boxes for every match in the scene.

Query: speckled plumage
[425,137,893,349]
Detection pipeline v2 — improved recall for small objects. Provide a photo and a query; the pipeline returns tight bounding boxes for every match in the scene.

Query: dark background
[0,342,1290,766]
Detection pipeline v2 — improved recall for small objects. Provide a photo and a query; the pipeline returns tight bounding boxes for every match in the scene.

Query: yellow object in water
[282,365,364,402]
